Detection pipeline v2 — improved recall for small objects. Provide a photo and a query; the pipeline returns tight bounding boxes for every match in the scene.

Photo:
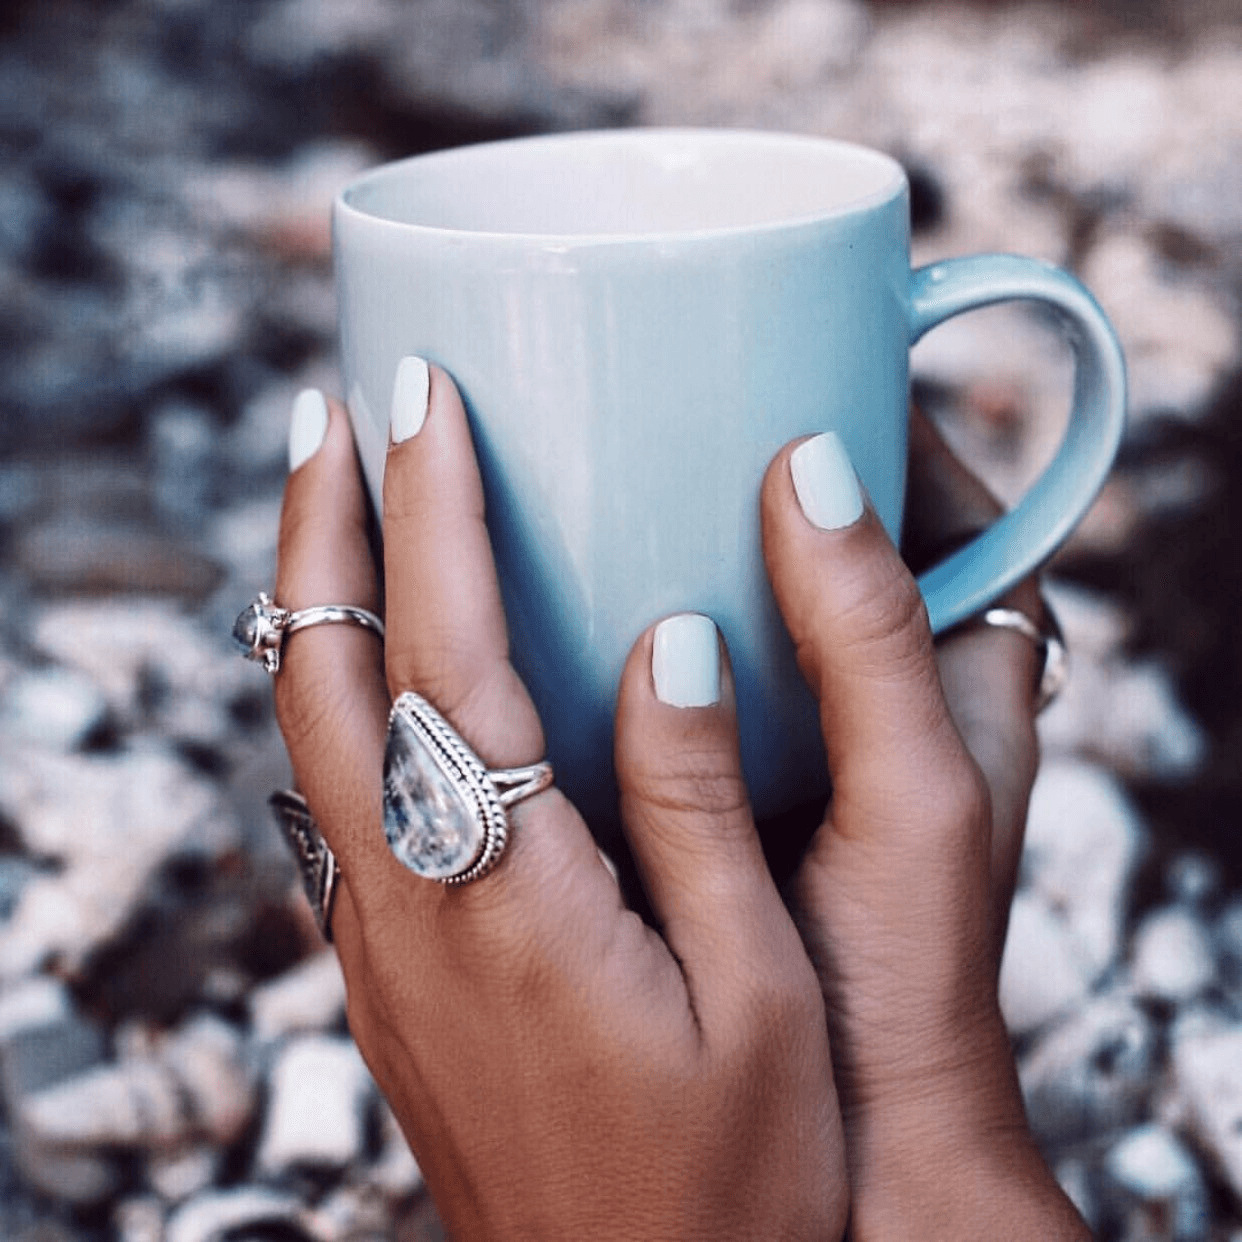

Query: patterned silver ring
[383,690,553,885]
[233,592,384,674]
[269,790,339,942]
[967,602,1068,714]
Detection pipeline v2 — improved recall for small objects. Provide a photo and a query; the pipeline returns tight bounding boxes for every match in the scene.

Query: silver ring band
[969,603,1068,713]
[383,690,553,885]
[233,592,384,674]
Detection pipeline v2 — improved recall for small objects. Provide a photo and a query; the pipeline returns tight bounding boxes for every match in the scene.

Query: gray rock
[0,747,239,979]
[18,1014,254,1152]
[147,1145,221,1204]
[115,1196,166,1242]
[257,1035,373,1174]
[999,890,1093,1036]
[0,984,113,1204]
[1104,1124,1209,1240]
[248,948,346,1042]
[165,1186,308,1242]
[364,1101,424,1200]
[1018,757,1146,980]
[1131,906,1216,1004]
[1171,1023,1242,1199]
[1,667,109,750]
[1020,992,1157,1145]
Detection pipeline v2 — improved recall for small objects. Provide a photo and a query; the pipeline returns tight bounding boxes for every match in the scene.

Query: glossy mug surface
[334,128,1125,825]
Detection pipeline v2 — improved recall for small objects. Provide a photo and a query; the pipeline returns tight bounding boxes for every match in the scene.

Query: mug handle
[908,254,1127,633]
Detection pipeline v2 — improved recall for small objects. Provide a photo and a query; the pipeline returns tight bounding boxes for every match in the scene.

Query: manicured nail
[790,432,864,530]
[390,355,430,443]
[288,389,329,472]
[653,613,720,708]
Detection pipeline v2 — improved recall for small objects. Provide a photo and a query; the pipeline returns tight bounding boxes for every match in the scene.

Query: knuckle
[626,742,750,822]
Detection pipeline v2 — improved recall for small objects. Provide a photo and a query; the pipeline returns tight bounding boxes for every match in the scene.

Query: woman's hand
[763,413,1089,1239]
[272,370,847,1241]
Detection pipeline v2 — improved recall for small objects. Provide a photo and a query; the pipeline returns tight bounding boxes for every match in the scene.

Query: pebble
[115,1196,166,1242]
[364,1101,425,1200]
[18,1015,254,1152]
[1131,907,1216,1004]
[1019,992,1156,1145]
[165,1186,307,1242]
[256,1035,374,1174]
[1172,1024,1242,1198]
[1018,758,1145,981]
[1104,1123,1207,1242]
[147,1146,221,1204]
[1,667,109,750]
[0,747,239,979]
[248,948,347,1042]
[998,890,1092,1037]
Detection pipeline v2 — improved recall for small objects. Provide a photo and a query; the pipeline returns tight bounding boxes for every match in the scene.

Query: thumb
[761,432,990,851]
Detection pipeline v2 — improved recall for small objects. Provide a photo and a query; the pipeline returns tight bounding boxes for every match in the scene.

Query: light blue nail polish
[390,355,430,443]
[652,613,720,707]
[288,388,329,472]
[790,432,864,530]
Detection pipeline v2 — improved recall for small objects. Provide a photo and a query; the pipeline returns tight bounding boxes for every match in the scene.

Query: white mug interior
[341,128,907,238]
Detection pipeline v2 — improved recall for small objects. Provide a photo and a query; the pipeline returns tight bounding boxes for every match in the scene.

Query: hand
[762,412,1089,1239]
[273,371,847,1240]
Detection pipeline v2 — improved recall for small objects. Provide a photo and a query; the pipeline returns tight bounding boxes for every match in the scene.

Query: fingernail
[790,432,864,530]
[288,388,329,472]
[653,613,720,708]
[390,355,430,443]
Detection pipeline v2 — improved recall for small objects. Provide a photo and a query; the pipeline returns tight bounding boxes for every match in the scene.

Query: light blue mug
[334,129,1125,826]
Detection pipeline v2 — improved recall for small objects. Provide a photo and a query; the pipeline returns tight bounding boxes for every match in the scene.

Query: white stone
[147,1145,221,1204]
[257,1035,373,1174]
[1019,991,1156,1144]
[0,976,72,1042]
[18,1014,253,1152]
[163,1015,255,1147]
[31,599,252,735]
[1106,1124,1208,1240]
[165,1187,305,1242]
[21,1058,185,1147]
[1131,907,1216,1004]
[365,1101,424,1199]
[248,948,346,1042]
[115,1196,165,1242]
[1038,585,1205,781]
[2,666,108,750]
[1172,1024,1242,1198]
[999,890,1092,1036]
[0,747,239,979]
[1019,758,1145,982]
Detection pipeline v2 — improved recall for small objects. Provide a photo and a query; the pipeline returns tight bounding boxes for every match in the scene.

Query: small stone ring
[233,592,384,674]
[946,601,1068,713]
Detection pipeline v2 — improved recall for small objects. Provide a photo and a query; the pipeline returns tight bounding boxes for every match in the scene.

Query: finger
[379,359,612,923]
[614,614,818,1027]
[762,432,984,847]
[904,411,1040,945]
[273,391,392,886]
[382,358,543,768]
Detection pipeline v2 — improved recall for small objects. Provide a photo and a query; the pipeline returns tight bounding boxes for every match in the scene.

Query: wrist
[840,1017,1089,1241]
[846,1123,1088,1242]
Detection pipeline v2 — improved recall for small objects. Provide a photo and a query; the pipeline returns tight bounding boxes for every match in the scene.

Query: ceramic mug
[333,128,1125,826]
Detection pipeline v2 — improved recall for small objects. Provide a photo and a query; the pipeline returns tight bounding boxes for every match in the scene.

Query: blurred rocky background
[1,0,1240,1238]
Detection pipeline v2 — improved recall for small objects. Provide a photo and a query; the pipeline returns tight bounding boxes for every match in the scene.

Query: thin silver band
[489,762,555,809]
[285,604,385,640]
[972,604,1068,713]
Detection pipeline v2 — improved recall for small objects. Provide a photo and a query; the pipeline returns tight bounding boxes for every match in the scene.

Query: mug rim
[335,127,909,245]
